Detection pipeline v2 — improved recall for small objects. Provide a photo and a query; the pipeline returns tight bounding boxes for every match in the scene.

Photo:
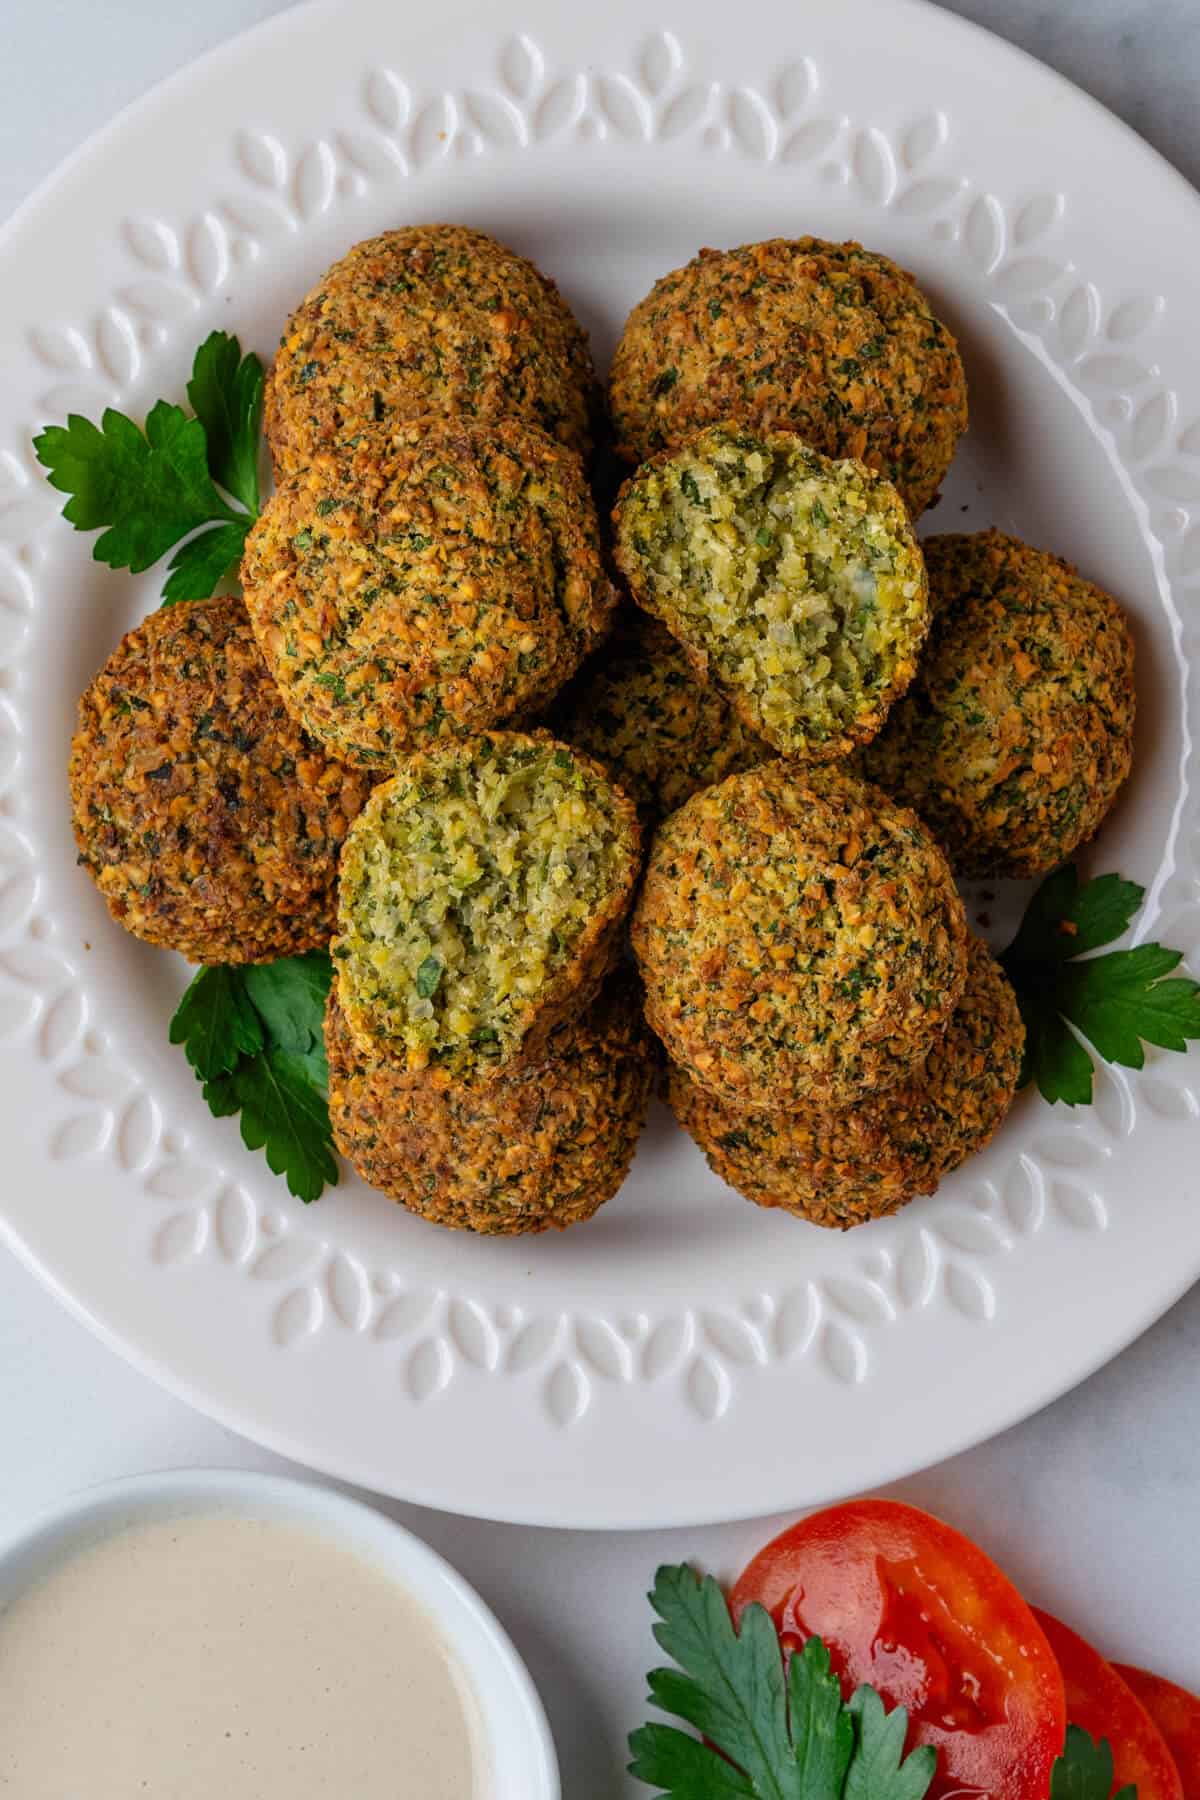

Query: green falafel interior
[614,423,928,759]
[335,733,639,1078]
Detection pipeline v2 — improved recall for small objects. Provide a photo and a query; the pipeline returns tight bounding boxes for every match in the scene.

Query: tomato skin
[1033,1612,1184,1800]
[1113,1668,1200,1799]
[729,1500,1065,1800]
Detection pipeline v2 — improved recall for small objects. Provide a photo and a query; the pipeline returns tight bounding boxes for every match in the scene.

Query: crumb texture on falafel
[69,597,370,964]
[632,761,968,1110]
[857,529,1136,877]
[335,732,641,1079]
[670,936,1023,1228]
[264,225,596,475]
[614,424,928,761]
[609,237,967,515]
[560,614,772,821]
[242,416,615,768]
[327,972,655,1234]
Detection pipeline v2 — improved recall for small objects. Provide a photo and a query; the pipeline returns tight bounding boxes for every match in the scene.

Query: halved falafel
[327,971,655,1234]
[560,614,772,822]
[264,224,596,476]
[69,596,371,964]
[613,424,928,761]
[334,731,641,1079]
[670,936,1023,1228]
[857,529,1137,877]
[609,237,967,515]
[631,761,968,1110]
[241,417,616,769]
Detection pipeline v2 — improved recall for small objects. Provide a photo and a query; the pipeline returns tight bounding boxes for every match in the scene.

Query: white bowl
[0,1468,560,1799]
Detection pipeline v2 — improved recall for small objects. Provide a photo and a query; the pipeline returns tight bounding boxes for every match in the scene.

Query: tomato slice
[729,1500,1065,1800]
[1113,1667,1200,1797]
[1033,1611,1184,1799]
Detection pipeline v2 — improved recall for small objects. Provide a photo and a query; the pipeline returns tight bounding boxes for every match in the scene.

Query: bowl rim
[0,1466,561,1799]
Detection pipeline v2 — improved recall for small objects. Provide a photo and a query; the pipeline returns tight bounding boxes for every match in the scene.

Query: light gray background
[4,3,1200,1792]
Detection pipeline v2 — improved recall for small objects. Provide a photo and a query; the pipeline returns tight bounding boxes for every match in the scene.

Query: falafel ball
[241,417,617,769]
[69,597,371,963]
[264,225,596,476]
[857,529,1137,877]
[669,936,1023,1228]
[334,731,641,1079]
[560,614,772,822]
[613,424,928,761]
[609,237,967,515]
[631,761,968,1110]
[327,971,655,1234]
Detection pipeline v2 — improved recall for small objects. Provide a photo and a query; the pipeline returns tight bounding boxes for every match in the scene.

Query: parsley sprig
[1001,865,1200,1105]
[34,331,264,604]
[628,1566,935,1800]
[628,1566,1138,1800]
[169,953,337,1203]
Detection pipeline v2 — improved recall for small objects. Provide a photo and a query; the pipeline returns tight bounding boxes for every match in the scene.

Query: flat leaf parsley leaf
[1050,1725,1136,1800]
[628,1566,934,1800]
[34,401,235,573]
[162,520,254,606]
[789,1640,855,1799]
[844,1691,935,1800]
[206,1048,336,1204]
[169,952,336,1203]
[1001,864,1200,1105]
[169,963,264,1083]
[187,330,265,514]
[34,331,264,604]
[242,955,333,1091]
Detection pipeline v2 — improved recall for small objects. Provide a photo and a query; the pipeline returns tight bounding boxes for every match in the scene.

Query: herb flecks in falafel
[671,937,1023,1227]
[334,731,641,1079]
[614,424,928,761]
[560,614,773,823]
[327,971,655,1234]
[632,762,968,1110]
[70,597,371,964]
[264,224,596,475]
[609,237,967,515]
[858,529,1137,877]
[242,416,616,769]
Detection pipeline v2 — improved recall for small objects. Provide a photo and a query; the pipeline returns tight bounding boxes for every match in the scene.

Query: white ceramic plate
[0,1469,559,1796]
[2,0,1200,1530]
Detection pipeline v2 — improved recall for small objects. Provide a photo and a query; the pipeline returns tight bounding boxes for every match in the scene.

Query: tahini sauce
[0,1513,483,1798]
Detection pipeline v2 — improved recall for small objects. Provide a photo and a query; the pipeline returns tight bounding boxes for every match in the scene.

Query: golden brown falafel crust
[69,597,371,963]
[857,530,1137,877]
[631,762,968,1110]
[608,238,967,516]
[241,417,616,770]
[334,731,642,1080]
[326,973,656,1234]
[560,615,773,822]
[670,937,1023,1228]
[264,225,596,476]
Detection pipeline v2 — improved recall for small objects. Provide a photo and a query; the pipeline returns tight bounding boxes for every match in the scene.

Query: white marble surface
[4,2,1200,1791]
